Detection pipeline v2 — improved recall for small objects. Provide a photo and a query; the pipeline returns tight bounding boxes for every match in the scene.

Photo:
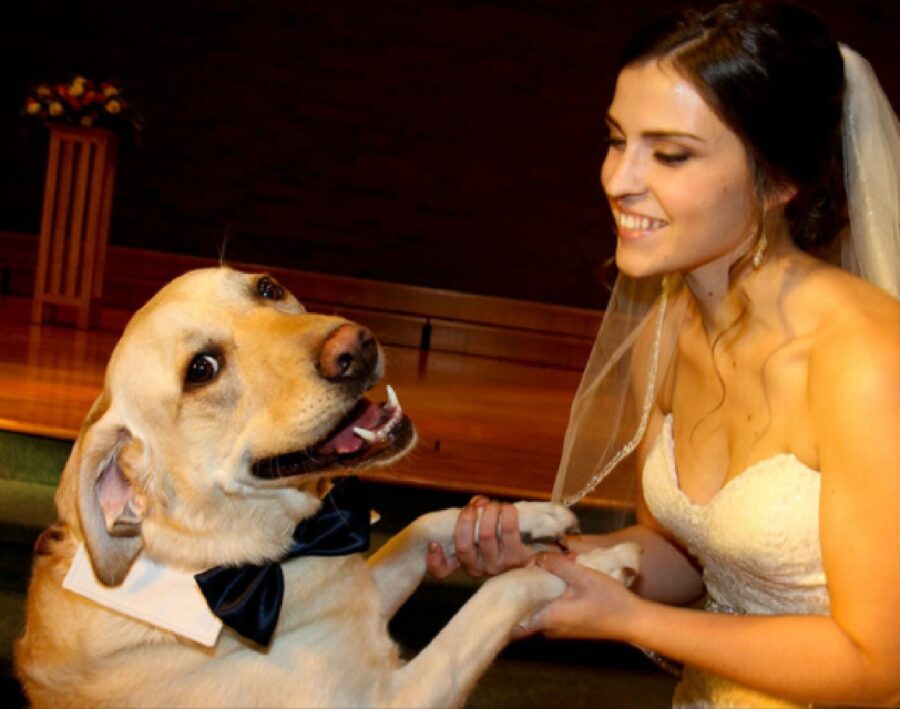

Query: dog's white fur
[15,267,641,708]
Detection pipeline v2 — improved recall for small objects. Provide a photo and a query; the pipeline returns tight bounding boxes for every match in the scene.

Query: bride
[426,1,900,706]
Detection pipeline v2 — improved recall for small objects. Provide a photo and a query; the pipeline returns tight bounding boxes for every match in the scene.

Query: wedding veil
[839,45,900,299]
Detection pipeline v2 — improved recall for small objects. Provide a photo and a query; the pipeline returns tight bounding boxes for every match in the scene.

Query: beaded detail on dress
[642,414,829,708]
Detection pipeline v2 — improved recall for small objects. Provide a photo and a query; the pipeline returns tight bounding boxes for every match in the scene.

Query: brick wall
[2,0,898,308]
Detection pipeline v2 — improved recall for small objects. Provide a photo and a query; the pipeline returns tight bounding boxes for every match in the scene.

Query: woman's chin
[614,254,668,280]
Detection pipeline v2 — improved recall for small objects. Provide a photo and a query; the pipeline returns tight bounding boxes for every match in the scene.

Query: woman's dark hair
[619,0,846,250]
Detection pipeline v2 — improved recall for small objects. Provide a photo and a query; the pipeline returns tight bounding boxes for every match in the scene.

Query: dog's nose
[318,324,379,381]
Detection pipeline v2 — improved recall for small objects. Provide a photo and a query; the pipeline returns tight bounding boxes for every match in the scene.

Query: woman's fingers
[534,550,582,581]
[498,503,531,565]
[477,502,504,574]
[425,542,459,579]
[529,551,640,641]
[454,496,488,576]
[511,619,542,640]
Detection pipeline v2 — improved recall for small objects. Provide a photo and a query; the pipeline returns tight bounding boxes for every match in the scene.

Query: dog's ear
[58,399,148,587]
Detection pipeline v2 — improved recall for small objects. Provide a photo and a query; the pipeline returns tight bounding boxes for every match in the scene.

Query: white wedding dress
[642,414,830,708]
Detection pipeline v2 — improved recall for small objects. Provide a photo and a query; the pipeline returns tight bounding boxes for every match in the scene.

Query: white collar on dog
[63,543,223,647]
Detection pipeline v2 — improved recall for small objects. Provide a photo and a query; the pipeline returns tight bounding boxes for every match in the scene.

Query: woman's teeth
[618,212,666,231]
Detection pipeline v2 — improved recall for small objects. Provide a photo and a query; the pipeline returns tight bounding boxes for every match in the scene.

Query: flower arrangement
[23,75,143,145]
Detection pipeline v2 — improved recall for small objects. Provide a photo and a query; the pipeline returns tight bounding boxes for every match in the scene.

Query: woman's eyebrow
[605,113,705,142]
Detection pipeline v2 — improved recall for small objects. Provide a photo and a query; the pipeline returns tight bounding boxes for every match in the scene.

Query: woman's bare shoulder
[802,261,899,334]
[804,265,899,422]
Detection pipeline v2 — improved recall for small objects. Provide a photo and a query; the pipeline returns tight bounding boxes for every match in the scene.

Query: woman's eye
[257,276,285,301]
[654,151,691,165]
[605,135,626,151]
[186,353,221,384]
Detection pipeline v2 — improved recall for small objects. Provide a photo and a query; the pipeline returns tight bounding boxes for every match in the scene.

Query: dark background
[2,0,898,309]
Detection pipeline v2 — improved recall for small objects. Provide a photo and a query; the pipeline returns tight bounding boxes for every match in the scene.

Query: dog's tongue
[315,399,382,455]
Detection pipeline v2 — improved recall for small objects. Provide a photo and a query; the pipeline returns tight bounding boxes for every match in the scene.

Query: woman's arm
[424,499,705,607]
[425,501,706,606]
[533,316,900,706]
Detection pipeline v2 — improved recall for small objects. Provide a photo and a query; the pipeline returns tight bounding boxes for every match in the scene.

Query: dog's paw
[483,564,567,604]
[575,542,642,587]
[512,501,579,547]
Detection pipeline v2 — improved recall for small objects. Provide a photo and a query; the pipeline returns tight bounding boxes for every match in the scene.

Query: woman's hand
[426,496,534,578]
[519,551,643,642]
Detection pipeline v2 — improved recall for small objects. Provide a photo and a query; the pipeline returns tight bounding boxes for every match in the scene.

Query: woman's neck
[683,223,798,339]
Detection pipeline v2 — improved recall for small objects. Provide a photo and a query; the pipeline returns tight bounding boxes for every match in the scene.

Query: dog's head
[56,267,416,586]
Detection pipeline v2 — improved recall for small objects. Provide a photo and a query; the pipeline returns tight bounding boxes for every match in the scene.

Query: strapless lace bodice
[642,415,830,707]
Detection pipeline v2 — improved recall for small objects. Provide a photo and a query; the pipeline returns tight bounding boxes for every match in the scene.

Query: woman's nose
[601,147,646,198]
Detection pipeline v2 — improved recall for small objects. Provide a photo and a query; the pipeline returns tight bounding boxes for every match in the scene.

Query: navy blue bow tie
[195,477,370,646]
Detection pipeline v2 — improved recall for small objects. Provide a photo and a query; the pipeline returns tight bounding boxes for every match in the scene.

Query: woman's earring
[752,232,768,269]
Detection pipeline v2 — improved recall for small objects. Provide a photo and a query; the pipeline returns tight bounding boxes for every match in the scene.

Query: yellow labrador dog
[15,267,640,708]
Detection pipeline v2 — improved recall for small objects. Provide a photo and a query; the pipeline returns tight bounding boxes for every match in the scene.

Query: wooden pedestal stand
[32,125,119,329]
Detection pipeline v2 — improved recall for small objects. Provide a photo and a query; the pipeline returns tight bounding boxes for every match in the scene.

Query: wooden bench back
[1,230,602,370]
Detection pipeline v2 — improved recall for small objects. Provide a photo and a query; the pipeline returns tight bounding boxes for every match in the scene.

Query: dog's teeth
[353,427,377,443]
[386,384,400,410]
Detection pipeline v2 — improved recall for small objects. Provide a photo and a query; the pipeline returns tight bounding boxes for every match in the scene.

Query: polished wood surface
[1,297,113,439]
[0,295,627,506]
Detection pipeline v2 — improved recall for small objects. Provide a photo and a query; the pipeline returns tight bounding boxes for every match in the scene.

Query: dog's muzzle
[251,386,415,481]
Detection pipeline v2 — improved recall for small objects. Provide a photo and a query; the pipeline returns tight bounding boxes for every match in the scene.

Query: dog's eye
[186,353,220,384]
[257,276,285,301]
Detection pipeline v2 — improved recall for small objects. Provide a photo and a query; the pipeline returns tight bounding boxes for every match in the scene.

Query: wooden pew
[3,230,602,368]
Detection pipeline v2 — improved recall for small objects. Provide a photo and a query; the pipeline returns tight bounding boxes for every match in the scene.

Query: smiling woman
[428,2,900,707]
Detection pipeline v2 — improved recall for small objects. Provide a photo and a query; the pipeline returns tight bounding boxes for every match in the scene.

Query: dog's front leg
[382,565,564,708]
[381,543,641,709]
[367,508,459,619]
